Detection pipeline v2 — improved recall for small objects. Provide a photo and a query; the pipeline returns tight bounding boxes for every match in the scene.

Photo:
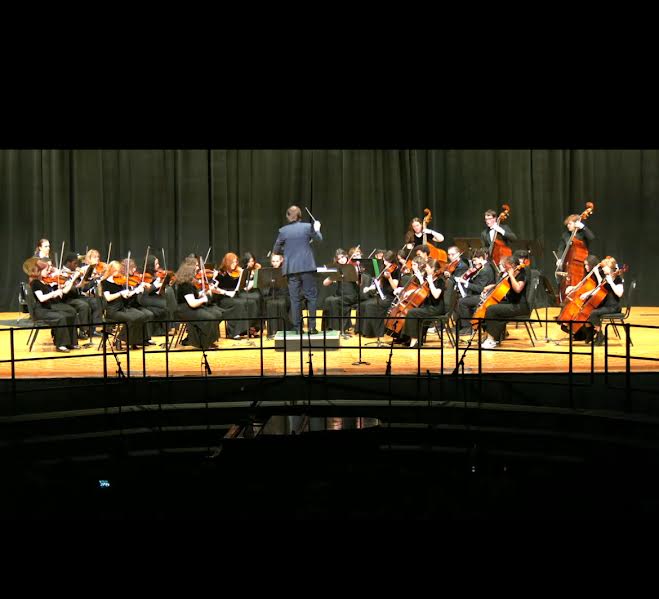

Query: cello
[422,209,448,269]
[555,201,595,303]
[384,266,432,337]
[471,256,530,329]
[488,204,512,266]
[558,260,627,335]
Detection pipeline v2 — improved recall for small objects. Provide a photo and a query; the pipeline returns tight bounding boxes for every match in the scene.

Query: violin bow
[125,251,131,291]
[141,246,150,284]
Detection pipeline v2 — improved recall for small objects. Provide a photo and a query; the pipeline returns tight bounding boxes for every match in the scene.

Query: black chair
[23,284,54,352]
[601,280,636,346]
[164,285,188,348]
[505,268,540,347]
[427,282,458,347]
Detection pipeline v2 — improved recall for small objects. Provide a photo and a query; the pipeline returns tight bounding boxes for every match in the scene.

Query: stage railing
[604,323,659,391]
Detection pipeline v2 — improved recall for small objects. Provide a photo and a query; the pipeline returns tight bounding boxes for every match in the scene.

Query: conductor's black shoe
[308,328,319,334]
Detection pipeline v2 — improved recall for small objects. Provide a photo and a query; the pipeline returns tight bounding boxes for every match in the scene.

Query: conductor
[273,205,323,334]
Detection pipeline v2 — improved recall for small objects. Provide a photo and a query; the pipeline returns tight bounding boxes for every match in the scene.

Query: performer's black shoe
[308,328,319,335]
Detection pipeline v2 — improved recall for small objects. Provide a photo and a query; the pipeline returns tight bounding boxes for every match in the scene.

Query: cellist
[478,250,530,350]
[400,258,445,348]
[454,248,497,336]
[568,256,624,346]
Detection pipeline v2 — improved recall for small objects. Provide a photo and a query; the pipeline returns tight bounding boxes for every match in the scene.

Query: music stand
[453,237,483,257]
[328,264,358,340]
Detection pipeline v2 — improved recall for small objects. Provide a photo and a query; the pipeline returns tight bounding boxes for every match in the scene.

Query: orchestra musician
[138,255,174,336]
[263,253,292,339]
[61,251,102,340]
[174,258,222,349]
[100,260,152,349]
[454,248,497,336]
[360,250,400,338]
[321,248,359,333]
[565,255,624,346]
[239,251,265,336]
[403,217,444,251]
[481,209,517,257]
[210,252,251,339]
[400,258,445,348]
[478,251,531,350]
[34,239,51,260]
[272,205,322,334]
[28,259,80,352]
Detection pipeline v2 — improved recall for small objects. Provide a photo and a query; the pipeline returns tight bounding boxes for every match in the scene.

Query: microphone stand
[104,325,126,379]
[337,266,351,341]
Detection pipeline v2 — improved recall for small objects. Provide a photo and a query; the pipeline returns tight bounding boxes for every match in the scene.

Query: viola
[422,208,448,268]
[556,201,595,303]
[471,258,529,329]
[489,203,513,266]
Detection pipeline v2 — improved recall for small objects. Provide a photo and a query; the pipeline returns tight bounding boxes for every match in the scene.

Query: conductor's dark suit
[273,220,323,331]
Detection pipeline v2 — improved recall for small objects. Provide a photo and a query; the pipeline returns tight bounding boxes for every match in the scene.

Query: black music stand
[453,237,483,257]
[256,267,289,336]
[328,264,358,340]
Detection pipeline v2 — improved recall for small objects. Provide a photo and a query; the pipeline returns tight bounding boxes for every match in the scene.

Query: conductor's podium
[273,329,341,351]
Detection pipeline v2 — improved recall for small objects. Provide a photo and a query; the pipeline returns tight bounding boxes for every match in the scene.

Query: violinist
[100,260,152,349]
[62,251,102,340]
[478,251,531,350]
[403,218,444,251]
[28,260,80,353]
[210,252,251,339]
[400,258,445,348]
[138,255,174,336]
[174,259,222,349]
[568,255,624,346]
[321,248,359,333]
[480,209,517,258]
[34,239,51,259]
[239,252,265,336]
[263,253,292,339]
[360,250,400,338]
[396,248,413,282]
[455,248,497,336]
[443,246,469,280]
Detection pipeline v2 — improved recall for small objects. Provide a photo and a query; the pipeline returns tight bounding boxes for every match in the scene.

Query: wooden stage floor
[1,308,657,379]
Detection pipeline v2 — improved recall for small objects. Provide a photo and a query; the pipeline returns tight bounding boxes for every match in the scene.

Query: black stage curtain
[1,149,656,310]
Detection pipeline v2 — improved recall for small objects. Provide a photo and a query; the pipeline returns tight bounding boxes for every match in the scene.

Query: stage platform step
[274,330,341,351]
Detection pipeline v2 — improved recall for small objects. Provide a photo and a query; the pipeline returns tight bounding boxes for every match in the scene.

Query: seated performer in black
[100,260,151,349]
[122,258,156,345]
[174,259,222,349]
[61,251,101,341]
[210,252,251,339]
[138,255,172,336]
[568,255,624,346]
[321,248,359,333]
[239,251,265,336]
[28,260,79,352]
[360,250,399,338]
[263,253,291,339]
[454,248,497,336]
[479,251,531,350]
[401,258,445,348]
[443,246,469,280]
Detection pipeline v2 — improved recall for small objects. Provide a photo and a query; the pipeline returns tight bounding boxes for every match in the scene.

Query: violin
[228,266,243,279]
[489,203,513,266]
[112,274,143,287]
[445,257,461,275]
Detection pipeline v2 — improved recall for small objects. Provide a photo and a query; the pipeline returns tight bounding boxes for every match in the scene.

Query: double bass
[488,204,512,266]
[471,257,529,329]
[555,201,595,303]
[558,260,627,335]
[422,208,448,269]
